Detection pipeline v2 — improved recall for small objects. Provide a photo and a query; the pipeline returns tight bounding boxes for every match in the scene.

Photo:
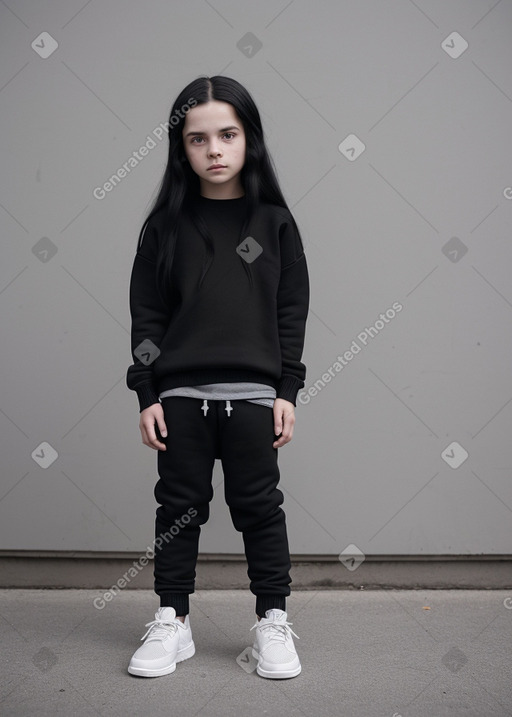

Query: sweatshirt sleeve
[126,216,172,412]
[275,215,310,406]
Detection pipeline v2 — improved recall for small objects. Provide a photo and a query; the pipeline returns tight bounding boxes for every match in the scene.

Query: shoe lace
[250,618,300,642]
[140,617,185,642]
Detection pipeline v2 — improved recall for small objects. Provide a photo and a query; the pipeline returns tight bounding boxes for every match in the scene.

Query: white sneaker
[128,607,195,677]
[250,608,301,679]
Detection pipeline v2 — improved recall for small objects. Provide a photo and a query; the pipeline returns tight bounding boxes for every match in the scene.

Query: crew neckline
[197,194,247,202]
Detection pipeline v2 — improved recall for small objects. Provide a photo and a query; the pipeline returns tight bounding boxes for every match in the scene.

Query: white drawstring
[201,399,234,417]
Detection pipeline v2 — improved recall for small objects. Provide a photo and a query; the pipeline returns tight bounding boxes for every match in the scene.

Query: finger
[274,422,293,445]
[140,424,149,446]
[281,415,294,438]
[150,429,167,450]
[279,429,293,445]
[143,422,167,451]
[149,437,167,450]
[273,434,291,448]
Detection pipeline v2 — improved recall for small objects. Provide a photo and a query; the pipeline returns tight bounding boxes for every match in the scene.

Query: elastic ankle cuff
[256,594,286,618]
[159,593,189,616]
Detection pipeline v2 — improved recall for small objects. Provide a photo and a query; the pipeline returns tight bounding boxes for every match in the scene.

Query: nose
[208,141,222,158]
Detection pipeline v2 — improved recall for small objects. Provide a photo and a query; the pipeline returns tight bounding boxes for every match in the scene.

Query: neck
[199,178,245,200]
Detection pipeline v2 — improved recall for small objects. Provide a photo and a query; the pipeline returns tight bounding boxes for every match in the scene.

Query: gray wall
[1,0,511,560]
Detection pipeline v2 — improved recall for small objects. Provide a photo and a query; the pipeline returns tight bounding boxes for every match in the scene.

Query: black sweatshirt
[126,194,310,412]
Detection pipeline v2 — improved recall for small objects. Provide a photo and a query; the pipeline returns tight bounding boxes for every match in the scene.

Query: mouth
[207,164,227,170]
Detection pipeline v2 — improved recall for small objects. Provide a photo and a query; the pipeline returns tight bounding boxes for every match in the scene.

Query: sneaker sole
[128,640,195,677]
[252,647,301,679]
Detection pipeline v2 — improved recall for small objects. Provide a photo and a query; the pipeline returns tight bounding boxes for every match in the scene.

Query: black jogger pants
[153,396,292,618]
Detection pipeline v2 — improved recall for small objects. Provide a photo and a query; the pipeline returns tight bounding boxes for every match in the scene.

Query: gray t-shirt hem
[158,382,276,409]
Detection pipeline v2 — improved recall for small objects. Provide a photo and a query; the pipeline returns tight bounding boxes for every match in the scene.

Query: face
[182,100,246,199]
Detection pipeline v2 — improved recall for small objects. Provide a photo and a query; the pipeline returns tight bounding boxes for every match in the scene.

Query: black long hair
[136,75,297,307]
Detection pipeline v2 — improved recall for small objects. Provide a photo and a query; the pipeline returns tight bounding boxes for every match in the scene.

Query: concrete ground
[0,589,511,717]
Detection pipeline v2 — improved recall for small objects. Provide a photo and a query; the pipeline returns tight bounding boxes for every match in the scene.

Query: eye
[191,136,204,144]
[223,132,235,140]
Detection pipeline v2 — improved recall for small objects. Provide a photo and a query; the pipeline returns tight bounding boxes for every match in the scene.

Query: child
[126,75,309,679]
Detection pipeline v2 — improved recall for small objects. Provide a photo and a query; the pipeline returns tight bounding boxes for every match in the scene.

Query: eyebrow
[184,125,240,137]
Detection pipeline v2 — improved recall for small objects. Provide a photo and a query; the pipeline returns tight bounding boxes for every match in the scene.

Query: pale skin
[139,100,296,621]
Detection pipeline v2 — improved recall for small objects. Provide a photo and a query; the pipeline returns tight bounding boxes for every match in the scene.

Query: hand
[273,398,295,449]
[139,402,167,451]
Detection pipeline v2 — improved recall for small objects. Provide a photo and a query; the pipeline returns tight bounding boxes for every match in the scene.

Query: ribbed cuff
[135,382,161,413]
[159,593,190,616]
[256,594,286,618]
[276,374,303,406]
